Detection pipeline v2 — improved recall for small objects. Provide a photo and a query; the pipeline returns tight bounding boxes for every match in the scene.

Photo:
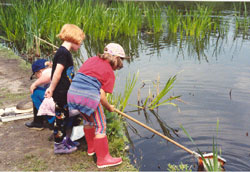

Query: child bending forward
[25,59,52,130]
[67,43,128,168]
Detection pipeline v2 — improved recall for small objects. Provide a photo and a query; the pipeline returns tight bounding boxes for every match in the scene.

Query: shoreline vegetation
[0,1,249,60]
[1,1,249,170]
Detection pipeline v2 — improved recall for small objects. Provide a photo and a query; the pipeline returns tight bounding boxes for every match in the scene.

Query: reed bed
[234,2,250,38]
[166,5,228,41]
[0,0,236,58]
[105,72,139,155]
[0,0,163,54]
[143,3,166,33]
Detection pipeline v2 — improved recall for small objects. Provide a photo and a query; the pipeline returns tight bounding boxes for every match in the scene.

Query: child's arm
[30,70,51,94]
[45,64,64,98]
[100,89,114,112]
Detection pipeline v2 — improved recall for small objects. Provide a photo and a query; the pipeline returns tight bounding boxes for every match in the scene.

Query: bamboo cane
[114,108,226,168]
[114,108,194,154]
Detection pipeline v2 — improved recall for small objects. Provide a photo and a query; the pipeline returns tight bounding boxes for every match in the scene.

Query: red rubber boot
[94,136,122,168]
[84,127,95,156]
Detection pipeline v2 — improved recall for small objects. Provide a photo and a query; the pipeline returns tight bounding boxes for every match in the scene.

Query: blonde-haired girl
[67,43,129,168]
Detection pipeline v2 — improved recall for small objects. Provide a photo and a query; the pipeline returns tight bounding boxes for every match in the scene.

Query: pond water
[96,3,250,171]
[1,1,249,171]
[56,2,250,170]
[4,1,247,170]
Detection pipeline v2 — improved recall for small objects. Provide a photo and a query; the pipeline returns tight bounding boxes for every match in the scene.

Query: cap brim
[30,73,35,80]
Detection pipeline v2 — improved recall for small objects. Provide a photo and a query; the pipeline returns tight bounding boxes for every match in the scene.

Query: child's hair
[57,24,85,45]
[98,53,123,70]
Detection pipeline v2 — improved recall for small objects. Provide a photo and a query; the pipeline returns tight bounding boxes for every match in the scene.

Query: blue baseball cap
[30,59,48,80]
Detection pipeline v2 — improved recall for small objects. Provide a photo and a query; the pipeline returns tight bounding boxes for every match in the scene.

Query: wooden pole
[114,108,194,155]
[114,108,226,167]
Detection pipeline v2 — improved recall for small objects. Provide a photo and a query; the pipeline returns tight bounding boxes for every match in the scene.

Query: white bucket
[70,125,85,141]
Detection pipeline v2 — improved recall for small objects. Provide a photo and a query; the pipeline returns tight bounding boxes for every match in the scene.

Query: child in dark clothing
[45,24,85,154]
[67,43,128,168]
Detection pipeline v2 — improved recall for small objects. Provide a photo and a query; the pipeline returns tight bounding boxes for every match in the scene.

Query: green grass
[17,154,48,171]
[16,152,137,171]
[0,1,236,59]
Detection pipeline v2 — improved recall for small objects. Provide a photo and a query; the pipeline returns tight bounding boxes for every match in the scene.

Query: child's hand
[109,105,115,112]
[45,87,53,98]
[30,84,36,94]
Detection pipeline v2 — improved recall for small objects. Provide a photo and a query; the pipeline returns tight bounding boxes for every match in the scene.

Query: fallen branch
[33,35,59,49]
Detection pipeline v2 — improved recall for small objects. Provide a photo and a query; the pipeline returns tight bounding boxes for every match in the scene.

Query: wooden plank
[0,107,16,116]
[0,113,33,123]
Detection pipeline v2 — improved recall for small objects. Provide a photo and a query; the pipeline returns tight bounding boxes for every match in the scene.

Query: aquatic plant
[105,72,139,155]
[180,119,224,171]
[0,0,166,56]
[0,0,234,62]
[166,4,227,41]
[234,2,250,39]
[164,4,229,60]
[143,3,165,33]
[0,1,244,66]
[134,74,180,110]
[148,75,179,110]
[166,6,182,34]
[167,163,192,171]
[115,2,143,36]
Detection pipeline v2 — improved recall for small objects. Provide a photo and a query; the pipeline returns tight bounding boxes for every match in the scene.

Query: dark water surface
[1,1,249,171]
[78,3,250,171]
[113,8,250,172]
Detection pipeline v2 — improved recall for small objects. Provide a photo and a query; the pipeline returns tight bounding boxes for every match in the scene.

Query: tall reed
[0,0,168,55]
[234,2,249,38]
[166,5,225,41]
[0,1,241,61]
[143,3,165,33]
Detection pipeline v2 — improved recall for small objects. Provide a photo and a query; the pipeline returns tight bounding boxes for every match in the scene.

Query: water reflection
[124,108,180,149]
[81,35,141,60]
[150,110,179,138]
[76,14,246,66]
[1,2,250,170]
